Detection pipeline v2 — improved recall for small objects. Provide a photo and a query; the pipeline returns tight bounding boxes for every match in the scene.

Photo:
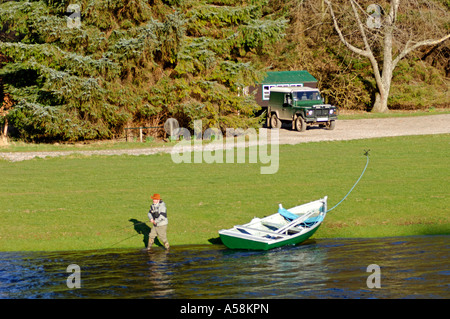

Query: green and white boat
[219,197,328,250]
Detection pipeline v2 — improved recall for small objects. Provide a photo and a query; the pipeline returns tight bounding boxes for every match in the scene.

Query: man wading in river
[147,194,169,250]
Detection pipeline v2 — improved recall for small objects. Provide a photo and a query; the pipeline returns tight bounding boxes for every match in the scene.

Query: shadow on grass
[208,237,223,245]
[129,218,162,248]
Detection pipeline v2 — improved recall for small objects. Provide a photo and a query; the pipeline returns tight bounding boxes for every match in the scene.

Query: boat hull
[219,224,321,251]
[219,197,327,250]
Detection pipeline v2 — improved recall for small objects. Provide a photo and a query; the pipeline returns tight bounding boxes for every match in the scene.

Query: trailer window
[263,85,276,100]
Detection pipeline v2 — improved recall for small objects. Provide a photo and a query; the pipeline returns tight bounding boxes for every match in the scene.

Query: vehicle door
[281,93,293,120]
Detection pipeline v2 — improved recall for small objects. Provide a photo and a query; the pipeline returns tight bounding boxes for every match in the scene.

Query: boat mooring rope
[326,150,370,213]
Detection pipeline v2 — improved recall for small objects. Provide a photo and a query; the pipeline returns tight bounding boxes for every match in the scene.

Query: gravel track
[1,114,449,162]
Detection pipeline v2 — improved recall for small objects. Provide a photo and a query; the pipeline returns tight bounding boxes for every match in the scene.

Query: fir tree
[0,0,288,141]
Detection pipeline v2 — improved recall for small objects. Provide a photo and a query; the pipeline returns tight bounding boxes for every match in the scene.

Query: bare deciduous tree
[325,0,449,112]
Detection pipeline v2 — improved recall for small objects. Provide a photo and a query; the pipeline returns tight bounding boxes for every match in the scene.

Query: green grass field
[0,134,449,251]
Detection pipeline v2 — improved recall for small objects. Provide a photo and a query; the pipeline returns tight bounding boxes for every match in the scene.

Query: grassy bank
[0,134,449,251]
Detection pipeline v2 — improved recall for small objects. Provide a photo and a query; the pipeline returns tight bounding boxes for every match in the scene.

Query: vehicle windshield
[293,91,322,101]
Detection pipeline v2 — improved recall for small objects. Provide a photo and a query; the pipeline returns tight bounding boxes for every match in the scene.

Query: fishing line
[114,220,148,232]
[102,221,150,249]
[326,150,370,213]
[104,233,142,250]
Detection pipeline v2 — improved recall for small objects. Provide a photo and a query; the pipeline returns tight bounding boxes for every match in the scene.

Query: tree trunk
[1,117,8,145]
[372,92,389,113]
[369,59,392,113]
[372,22,394,113]
[372,68,393,113]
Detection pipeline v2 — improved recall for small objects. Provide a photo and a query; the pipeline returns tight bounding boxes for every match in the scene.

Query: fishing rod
[326,149,370,213]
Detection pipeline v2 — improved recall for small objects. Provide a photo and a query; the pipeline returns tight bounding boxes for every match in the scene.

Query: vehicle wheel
[295,116,306,132]
[326,120,336,130]
[270,114,282,129]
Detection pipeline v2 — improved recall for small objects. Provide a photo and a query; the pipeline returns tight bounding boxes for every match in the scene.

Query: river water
[0,235,448,299]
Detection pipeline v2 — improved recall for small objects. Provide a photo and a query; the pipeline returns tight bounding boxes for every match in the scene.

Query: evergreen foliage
[0,0,286,141]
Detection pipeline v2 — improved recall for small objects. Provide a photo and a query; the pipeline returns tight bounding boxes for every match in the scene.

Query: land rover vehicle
[267,87,337,131]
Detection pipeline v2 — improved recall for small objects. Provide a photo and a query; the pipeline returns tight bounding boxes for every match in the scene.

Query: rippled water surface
[0,235,448,299]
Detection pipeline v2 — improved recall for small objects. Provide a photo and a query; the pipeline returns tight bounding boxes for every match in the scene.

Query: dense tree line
[0,0,287,141]
[0,0,448,142]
